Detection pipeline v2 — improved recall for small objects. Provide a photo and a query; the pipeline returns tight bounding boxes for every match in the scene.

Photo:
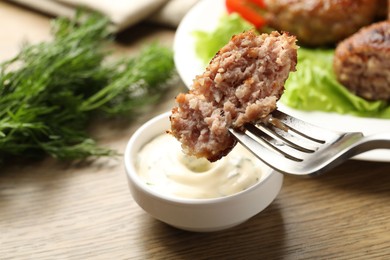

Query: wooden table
[1,2,389,259]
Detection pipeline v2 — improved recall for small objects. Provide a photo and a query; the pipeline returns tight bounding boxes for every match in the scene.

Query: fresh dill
[0,12,175,164]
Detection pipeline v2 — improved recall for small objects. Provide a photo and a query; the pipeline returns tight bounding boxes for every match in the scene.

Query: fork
[229,109,390,176]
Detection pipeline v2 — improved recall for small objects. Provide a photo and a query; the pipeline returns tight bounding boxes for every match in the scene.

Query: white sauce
[136,134,267,199]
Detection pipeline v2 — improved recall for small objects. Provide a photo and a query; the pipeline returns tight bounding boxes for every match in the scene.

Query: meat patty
[333,20,390,101]
[170,31,298,162]
[264,0,379,47]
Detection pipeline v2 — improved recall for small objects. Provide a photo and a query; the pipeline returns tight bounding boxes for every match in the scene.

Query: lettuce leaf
[193,14,390,119]
[193,13,252,63]
[282,48,390,118]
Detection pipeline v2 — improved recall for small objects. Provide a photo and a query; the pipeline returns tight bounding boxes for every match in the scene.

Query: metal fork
[229,109,390,176]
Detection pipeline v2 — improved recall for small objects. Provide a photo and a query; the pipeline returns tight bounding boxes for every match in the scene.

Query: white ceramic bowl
[124,112,284,232]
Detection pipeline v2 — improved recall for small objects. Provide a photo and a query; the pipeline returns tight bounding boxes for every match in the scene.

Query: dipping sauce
[136,134,268,199]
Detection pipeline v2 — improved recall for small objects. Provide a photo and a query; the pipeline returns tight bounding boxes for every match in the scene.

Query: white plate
[173,0,390,162]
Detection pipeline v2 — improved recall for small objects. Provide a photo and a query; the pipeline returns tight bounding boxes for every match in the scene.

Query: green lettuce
[193,13,252,63]
[193,14,390,118]
[282,48,390,118]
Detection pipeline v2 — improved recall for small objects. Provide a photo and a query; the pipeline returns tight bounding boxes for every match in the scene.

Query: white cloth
[8,0,199,32]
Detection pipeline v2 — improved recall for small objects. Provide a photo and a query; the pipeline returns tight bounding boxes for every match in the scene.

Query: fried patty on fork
[170,31,298,162]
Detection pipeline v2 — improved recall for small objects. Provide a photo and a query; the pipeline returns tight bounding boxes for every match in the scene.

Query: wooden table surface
[1,2,389,259]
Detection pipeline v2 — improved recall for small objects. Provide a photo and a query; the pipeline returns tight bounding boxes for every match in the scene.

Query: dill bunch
[0,12,175,163]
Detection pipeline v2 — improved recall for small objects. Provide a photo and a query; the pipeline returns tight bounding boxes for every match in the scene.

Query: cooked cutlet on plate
[170,30,298,162]
[265,0,379,47]
[333,20,390,101]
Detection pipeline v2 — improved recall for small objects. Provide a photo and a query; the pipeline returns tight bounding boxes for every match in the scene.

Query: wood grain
[1,2,389,259]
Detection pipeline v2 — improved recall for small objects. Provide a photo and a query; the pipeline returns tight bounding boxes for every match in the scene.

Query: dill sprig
[0,12,175,163]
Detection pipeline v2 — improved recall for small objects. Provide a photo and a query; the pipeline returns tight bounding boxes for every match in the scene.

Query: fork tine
[243,124,304,161]
[271,110,339,143]
[259,122,323,153]
[229,128,301,170]
[251,123,316,153]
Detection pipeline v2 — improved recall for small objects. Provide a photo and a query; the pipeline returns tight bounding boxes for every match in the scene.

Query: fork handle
[356,133,390,152]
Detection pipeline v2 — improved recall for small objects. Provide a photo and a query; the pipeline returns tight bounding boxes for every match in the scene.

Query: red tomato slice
[225,0,266,28]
